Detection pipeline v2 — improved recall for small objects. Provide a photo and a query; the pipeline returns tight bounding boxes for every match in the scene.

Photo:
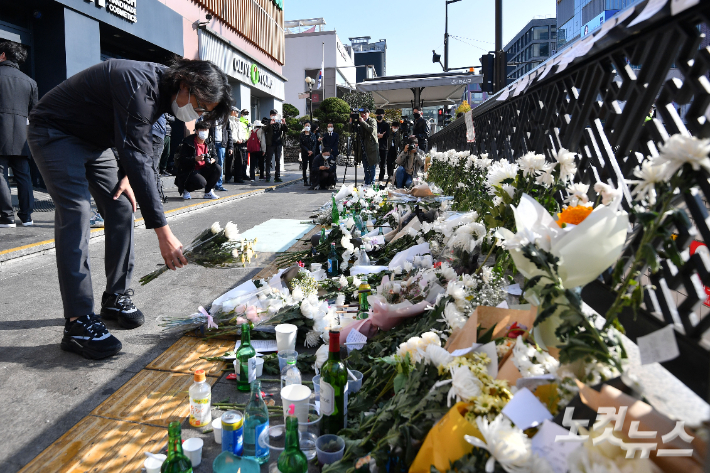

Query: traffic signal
[480,54,494,93]
[438,108,444,126]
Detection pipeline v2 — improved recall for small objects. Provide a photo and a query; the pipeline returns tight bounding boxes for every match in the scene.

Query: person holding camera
[309,147,337,190]
[319,121,339,159]
[349,108,379,185]
[394,137,425,188]
[175,121,221,200]
[386,120,403,182]
[299,121,318,186]
[410,106,430,152]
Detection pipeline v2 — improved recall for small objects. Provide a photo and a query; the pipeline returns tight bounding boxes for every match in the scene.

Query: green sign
[250,64,259,85]
[272,0,283,10]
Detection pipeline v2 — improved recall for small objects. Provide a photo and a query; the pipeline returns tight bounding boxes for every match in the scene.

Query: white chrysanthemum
[628,159,667,206]
[440,263,458,282]
[425,344,453,368]
[304,330,321,348]
[501,184,515,199]
[446,280,467,301]
[517,152,546,177]
[335,294,346,306]
[291,287,305,302]
[553,148,577,183]
[231,249,240,258]
[656,134,710,179]
[338,275,348,287]
[486,161,519,191]
[448,365,482,405]
[352,276,361,287]
[341,235,355,252]
[403,261,414,272]
[224,221,239,240]
[444,302,467,331]
[421,331,441,347]
[594,182,621,206]
[481,266,493,284]
[535,163,556,187]
[564,183,590,207]
[392,266,402,275]
[210,222,222,234]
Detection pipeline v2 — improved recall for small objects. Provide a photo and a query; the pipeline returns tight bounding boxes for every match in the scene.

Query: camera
[350,108,360,121]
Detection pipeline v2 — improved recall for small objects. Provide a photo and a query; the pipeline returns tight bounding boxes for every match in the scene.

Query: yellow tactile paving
[19,416,167,473]
[90,370,216,426]
[145,336,233,376]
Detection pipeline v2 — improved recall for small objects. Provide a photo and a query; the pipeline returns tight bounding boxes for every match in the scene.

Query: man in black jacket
[319,121,339,159]
[309,147,337,190]
[411,106,430,152]
[375,108,389,183]
[28,58,232,359]
[265,109,288,183]
[0,41,37,228]
[299,121,317,186]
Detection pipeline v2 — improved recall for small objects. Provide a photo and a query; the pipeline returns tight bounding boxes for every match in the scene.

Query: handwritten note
[637,325,679,364]
[345,329,367,353]
[502,388,553,430]
[531,420,581,473]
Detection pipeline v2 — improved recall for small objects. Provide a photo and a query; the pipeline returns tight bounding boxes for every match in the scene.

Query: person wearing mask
[208,114,232,191]
[28,57,232,359]
[394,137,425,188]
[0,40,37,228]
[158,113,175,176]
[175,121,221,200]
[375,108,390,183]
[299,121,317,186]
[410,107,430,152]
[386,120,403,182]
[309,147,337,190]
[265,109,288,183]
[224,107,239,183]
[236,109,251,181]
[247,121,266,181]
[319,121,339,159]
[349,108,379,185]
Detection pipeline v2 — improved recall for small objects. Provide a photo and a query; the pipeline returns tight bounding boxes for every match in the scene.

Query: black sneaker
[100,289,145,329]
[275,177,283,183]
[61,315,122,359]
[0,217,16,228]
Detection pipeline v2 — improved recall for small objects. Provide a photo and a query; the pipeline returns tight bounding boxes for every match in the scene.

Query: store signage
[232,58,273,89]
[86,0,137,23]
[581,10,617,37]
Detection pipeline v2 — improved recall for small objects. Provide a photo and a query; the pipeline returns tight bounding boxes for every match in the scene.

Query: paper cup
[144,454,166,473]
[310,263,322,272]
[281,384,311,425]
[275,324,298,352]
[212,417,222,444]
[183,437,203,467]
[255,357,264,377]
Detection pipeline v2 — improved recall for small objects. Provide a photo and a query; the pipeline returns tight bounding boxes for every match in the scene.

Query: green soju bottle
[243,380,270,464]
[161,422,192,473]
[320,227,327,247]
[326,243,339,277]
[236,323,256,392]
[357,275,371,320]
[277,404,308,473]
[331,194,339,226]
[320,328,348,434]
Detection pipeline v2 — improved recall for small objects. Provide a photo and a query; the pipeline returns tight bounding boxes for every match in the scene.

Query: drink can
[221,410,244,455]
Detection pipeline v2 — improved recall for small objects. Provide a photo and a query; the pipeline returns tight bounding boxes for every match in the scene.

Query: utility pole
[444,0,462,72]
[494,0,507,92]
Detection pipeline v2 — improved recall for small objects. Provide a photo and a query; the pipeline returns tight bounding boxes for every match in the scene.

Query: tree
[341,90,375,112]
[384,108,402,124]
[283,103,300,119]
[456,100,471,115]
[314,97,350,135]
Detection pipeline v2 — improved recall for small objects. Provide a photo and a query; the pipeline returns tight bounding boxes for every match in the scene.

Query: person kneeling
[175,121,221,200]
[394,138,425,188]
[309,147,337,190]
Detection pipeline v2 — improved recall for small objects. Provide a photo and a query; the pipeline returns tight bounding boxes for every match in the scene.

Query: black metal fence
[430,0,710,400]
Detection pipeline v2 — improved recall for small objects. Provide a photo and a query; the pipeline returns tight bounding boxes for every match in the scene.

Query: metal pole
[494,0,504,92]
[444,1,449,72]
[309,84,313,123]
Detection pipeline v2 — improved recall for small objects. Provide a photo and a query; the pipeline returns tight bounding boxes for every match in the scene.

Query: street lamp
[444,0,463,72]
[304,76,314,123]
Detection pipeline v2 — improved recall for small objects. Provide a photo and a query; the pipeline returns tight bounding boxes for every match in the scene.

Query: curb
[0,177,302,266]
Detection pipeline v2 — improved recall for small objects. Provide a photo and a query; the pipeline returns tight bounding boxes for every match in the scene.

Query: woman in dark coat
[175,121,222,200]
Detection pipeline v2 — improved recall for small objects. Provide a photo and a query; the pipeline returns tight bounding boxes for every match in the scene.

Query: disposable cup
[315,434,345,465]
[310,263,322,272]
[144,453,166,473]
[275,324,298,352]
[299,403,322,439]
[259,426,317,464]
[312,375,321,402]
[347,370,363,394]
[280,384,311,424]
[339,313,357,327]
[278,350,298,372]
[212,416,223,444]
[183,437,203,467]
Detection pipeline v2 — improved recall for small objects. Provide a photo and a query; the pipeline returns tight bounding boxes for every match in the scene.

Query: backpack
[247,130,261,152]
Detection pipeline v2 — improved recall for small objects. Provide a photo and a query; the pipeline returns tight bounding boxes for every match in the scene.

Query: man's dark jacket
[321,130,339,157]
[0,61,38,156]
[412,116,430,143]
[299,132,317,157]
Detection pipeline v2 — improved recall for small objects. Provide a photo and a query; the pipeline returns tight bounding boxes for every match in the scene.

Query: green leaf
[534,303,558,326]
[477,324,497,344]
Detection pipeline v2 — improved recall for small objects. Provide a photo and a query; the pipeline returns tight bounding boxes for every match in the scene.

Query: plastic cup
[259,426,317,465]
[339,313,357,328]
[315,434,345,465]
[144,454,166,473]
[278,350,298,372]
[312,375,321,402]
[347,370,363,394]
[310,263,322,272]
[255,357,264,377]
[212,416,223,444]
[183,437,203,467]
[275,324,298,352]
[280,384,311,424]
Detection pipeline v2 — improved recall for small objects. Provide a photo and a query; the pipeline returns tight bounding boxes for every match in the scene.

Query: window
[551,27,557,39]
[539,43,549,56]
[533,26,549,40]
[472,93,484,100]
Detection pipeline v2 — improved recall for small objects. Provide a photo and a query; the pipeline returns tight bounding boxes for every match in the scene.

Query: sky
[285,0,557,77]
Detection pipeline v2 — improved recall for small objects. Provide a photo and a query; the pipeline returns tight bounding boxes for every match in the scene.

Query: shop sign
[232,58,273,90]
[86,0,137,23]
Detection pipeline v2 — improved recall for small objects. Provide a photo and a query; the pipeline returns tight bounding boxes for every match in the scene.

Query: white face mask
[270,115,277,120]
[392,128,398,133]
[197,130,209,141]
[327,127,333,132]
[304,126,311,132]
[171,90,201,122]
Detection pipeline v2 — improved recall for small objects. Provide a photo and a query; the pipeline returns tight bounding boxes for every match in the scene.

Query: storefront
[198,29,286,122]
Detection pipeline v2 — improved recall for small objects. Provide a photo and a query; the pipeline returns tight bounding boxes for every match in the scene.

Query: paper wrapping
[339,297,430,346]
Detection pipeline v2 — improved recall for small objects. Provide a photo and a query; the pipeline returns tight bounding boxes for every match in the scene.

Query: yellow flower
[557,205,593,226]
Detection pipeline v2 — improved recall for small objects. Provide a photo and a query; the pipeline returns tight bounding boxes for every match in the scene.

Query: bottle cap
[194,369,206,382]
[288,404,295,416]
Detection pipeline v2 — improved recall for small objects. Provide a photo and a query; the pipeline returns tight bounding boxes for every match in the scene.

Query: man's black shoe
[309,186,316,190]
[61,314,122,359]
[0,217,16,228]
[275,177,283,183]
[303,180,309,186]
[100,289,145,329]
[235,179,245,184]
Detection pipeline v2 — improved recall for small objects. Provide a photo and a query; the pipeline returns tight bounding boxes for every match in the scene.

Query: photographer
[410,106,430,152]
[299,121,317,186]
[175,121,221,200]
[349,107,379,185]
[386,120,403,182]
[375,108,389,183]
[309,147,337,190]
[394,136,425,188]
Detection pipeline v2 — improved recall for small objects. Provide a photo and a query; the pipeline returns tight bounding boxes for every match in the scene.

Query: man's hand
[359,116,365,123]
[196,154,205,163]
[155,226,187,270]
[281,119,286,124]
[113,175,137,212]
[228,148,233,156]
[318,136,323,141]
[377,133,384,139]
[308,151,313,156]
[320,165,328,170]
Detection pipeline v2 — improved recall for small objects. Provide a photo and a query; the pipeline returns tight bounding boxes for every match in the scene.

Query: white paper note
[234,339,278,353]
[345,329,367,352]
[637,325,680,364]
[502,387,553,430]
[505,284,523,295]
[496,300,509,309]
[531,420,581,473]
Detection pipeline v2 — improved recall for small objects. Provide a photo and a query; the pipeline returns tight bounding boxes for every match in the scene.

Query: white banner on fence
[465,110,475,142]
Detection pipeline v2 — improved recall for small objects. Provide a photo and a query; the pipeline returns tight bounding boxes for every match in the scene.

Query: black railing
[430,0,710,400]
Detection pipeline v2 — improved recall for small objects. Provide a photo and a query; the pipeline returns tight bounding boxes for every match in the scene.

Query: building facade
[504,18,557,81]
[556,0,641,49]
[348,36,386,83]
[284,23,356,117]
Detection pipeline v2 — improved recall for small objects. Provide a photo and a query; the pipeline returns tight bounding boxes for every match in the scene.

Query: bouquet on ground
[140,221,257,285]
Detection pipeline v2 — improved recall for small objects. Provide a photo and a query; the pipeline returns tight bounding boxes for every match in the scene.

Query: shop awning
[356,72,482,109]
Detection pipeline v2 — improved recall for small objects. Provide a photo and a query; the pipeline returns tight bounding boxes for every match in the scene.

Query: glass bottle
[357,247,370,267]
[320,226,327,245]
[277,405,308,473]
[378,225,384,236]
[280,356,302,389]
[320,328,348,435]
[236,323,257,392]
[188,369,211,427]
[326,243,339,277]
[161,421,192,473]
[243,380,270,465]
[331,194,339,226]
[357,276,371,320]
